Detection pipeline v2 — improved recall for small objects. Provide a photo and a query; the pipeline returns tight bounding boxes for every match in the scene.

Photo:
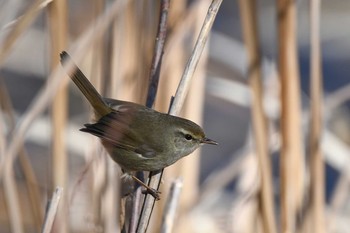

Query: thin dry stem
[41,187,63,233]
[160,178,183,233]
[47,0,68,232]
[137,1,223,232]
[200,148,247,200]
[0,79,43,231]
[0,108,24,233]
[277,0,305,231]
[110,2,140,101]
[150,1,188,230]
[325,83,350,113]
[169,0,222,116]
[309,0,325,232]
[146,0,170,108]
[238,0,277,232]
[328,170,350,232]
[103,162,120,233]
[178,0,210,210]
[88,1,107,229]
[130,1,170,232]
[0,0,128,182]
[90,0,105,92]
[0,0,52,66]
[3,168,24,233]
[161,1,206,74]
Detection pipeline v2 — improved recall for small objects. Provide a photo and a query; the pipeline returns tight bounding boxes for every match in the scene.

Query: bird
[60,51,217,199]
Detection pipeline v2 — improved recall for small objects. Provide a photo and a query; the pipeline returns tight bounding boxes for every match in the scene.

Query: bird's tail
[60,51,111,118]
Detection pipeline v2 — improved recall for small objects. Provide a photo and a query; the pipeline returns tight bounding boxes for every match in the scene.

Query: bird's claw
[142,188,161,200]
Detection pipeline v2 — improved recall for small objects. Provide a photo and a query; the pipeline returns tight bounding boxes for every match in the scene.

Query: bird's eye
[185,134,193,140]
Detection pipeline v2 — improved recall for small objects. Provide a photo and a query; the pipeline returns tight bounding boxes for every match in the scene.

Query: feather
[80,111,157,158]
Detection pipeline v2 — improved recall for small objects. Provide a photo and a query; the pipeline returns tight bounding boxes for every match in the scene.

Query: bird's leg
[131,175,161,200]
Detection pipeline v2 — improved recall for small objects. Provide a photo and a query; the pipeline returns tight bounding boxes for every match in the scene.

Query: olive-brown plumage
[60,51,217,197]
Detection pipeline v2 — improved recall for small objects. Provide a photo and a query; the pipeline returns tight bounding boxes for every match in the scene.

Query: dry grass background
[0,0,350,233]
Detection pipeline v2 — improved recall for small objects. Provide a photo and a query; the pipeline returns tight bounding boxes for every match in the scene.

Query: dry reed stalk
[277,0,305,232]
[201,151,245,198]
[137,1,223,232]
[138,1,171,231]
[136,1,158,102]
[325,83,350,112]
[103,162,120,233]
[89,1,104,89]
[155,0,187,120]
[328,171,349,232]
[90,148,109,229]
[111,1,139,101]
[150,1,213,125]
[41,187,63,233]
[96,3,138,232]
[168,0,222,115]
[231,152,261,233]
[0,1,21,29]
[88,1,109,230]
[0,15,51,231]
[160,33,200,233]
[154,0,210,140]
[238,1,277,233]
[0,0,52,66]
[109,5,124,98]
[0,96,4,162]
[176,0,209,213]
[90,0,106,92]
[152,1,188,231]
[109,2,139,232]
[202,119,282,201]
[167,0,186,28]
[3,168,24,233]
[0,0,128,183]
[146,0,170,108]
[47,0,68,232]
[309,0,325,232]
[160,178,183,233]
[0,3,127,232]
[159,0,210,78]
[0,80,43,231]
[0,108,24,233]
[78,2,123,229]
[100,151,119,232]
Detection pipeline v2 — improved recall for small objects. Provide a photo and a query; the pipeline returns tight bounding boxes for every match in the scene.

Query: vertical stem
[41,187,63,233]
[137,1,223,232]
[3,168,24,233]
[47,0,68,232]
[178,0,209,212]
[238,0,277,233]
[0,0,50,65]
[309,0,325,232]
[169,0,222,115]
[0,0,128,184]
[91,0,106,92]
[0,80,43,231]
[277,0,305,232]
[131,1,170,232]
[0,95,23,233]
[89,0,105,227]
[146,0,170,108]
[104,162,120,233]
[160,178,183,233]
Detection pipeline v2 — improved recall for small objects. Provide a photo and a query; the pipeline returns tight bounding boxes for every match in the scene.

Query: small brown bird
[60,51,217,198]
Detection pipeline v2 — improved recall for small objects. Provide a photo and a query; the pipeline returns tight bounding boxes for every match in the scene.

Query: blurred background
[1,0,350,232]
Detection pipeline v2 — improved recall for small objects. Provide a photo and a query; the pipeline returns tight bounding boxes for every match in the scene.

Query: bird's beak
[201,137,218,145]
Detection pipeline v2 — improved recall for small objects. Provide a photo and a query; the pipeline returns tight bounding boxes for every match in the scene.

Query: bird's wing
[80,110,157,158]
